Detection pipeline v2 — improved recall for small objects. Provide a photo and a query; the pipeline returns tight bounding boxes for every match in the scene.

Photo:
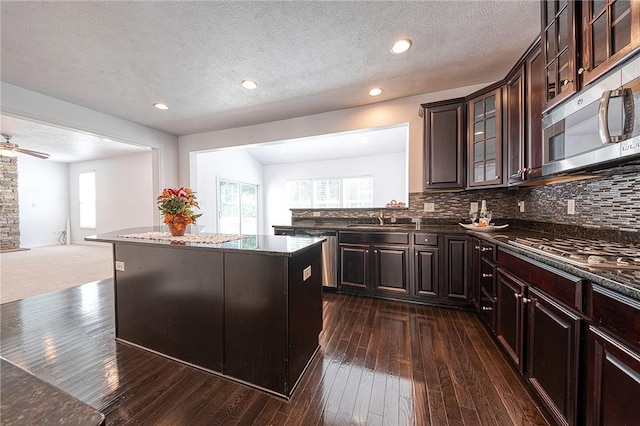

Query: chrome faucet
[370,211,384,225]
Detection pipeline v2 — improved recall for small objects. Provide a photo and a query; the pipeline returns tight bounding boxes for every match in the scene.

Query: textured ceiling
[0,1,541,137]
[0,114,150,163]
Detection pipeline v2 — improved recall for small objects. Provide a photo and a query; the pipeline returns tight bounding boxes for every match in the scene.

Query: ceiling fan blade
[15,147,50,159]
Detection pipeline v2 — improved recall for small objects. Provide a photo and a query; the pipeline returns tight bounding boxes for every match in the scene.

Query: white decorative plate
[459,223,509,232]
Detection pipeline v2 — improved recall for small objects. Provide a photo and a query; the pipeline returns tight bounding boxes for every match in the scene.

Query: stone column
[0,156,20,251]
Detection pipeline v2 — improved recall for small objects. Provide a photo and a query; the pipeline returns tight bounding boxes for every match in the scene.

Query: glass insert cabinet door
[581,0,640,84]
[468,88,502,187]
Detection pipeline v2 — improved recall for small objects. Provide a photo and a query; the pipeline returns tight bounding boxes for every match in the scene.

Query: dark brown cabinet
[496,248,585,426]
[414,233,440,299]
[496,268,527,372]
[585,285,640,425]
[467,89,503,187]
[580,0,640,85]
[525,42,545,180]
[585,326,640,426]
[541,0,579,109]
[422,99,466,190]
[507,40,544,185]
[526,287,581,426]
[443,235,470,301]
[339,232,410,297]
[473,239,498,332]
[506,66,526,184]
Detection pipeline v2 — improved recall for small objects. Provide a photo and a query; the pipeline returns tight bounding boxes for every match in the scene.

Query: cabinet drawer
[591,285,640,351]
[339,231,409,245]
[479,289,496,333]
[498,249,583,311]
[414,233,439,246]
[480,259,496,295]
[479,240,496,262]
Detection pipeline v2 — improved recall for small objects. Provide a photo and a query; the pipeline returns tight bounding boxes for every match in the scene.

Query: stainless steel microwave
[542,54,640,176]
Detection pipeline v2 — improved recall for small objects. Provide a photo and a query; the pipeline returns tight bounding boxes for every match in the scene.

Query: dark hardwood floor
[0,279,551,425]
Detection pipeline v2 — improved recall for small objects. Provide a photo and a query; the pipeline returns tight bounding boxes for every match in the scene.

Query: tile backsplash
[517,170,640,232]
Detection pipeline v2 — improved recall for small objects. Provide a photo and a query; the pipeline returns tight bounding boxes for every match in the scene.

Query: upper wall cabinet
[542,0,579,109]
[580,0,640,85]
[467,88,503,187]
[507,39,545,185]
[422,99,466,191]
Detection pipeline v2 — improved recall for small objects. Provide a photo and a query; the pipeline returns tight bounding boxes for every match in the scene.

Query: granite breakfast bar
[86,227,324,399]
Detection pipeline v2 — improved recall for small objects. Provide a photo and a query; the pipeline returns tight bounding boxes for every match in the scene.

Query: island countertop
[86,226,324,257]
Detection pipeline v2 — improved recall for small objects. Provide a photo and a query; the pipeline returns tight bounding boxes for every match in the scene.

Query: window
[287,176,373,208]
[79,172,96,228]
[218,179,258,235]
[343,176,373,207]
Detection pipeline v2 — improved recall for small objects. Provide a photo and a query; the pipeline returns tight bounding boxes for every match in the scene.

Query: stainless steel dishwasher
[294,229,337,288]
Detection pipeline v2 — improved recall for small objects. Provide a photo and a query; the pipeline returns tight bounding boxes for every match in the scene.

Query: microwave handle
[598,88,634,144]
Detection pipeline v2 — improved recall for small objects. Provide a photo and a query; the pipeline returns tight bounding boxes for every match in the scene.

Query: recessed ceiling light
[241,80,258,90]
[153,103,169,110]
[391,38,412,54]
[369,88,383,96]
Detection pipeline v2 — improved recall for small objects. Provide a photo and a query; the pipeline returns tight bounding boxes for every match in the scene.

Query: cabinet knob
[474,245,480,250]
[481,306,493,311]
[514,293,522,299]
[522,297,532,304]
[562,79,572,86]
[577,67,585,75]
[481,247,492,252]
[482,273,493,278]
[424,238,429,243]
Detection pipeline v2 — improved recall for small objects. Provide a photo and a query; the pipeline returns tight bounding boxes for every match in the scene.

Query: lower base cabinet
[584,286,640,425]
[496,268,526,371]
[495,249,584,426]
[526,287,581,426]
[584,326,640,425]
[443,235,470,301]
[339,232,410,297]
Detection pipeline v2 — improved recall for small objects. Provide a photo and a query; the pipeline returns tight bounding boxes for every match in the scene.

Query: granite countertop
[275,221,640,301]
[86,227,325,257]
[468,228,640,302]
[0,358,105,426]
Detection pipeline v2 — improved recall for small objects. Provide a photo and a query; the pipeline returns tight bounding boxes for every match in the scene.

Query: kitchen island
[86,227,324,399]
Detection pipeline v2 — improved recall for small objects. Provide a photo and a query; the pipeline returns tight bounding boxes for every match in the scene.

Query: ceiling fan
[0,134,50,159]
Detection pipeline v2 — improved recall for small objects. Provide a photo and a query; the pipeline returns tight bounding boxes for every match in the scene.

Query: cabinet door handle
[514,293,522,299]
[578,67,585,75]
[482,306,493,311]
[482,273,493,278]
[481,247,492,252]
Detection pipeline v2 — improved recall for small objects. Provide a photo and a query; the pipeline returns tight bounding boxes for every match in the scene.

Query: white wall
[69,151,154,242]
[194,149,264,233]
[264,152,406,228]
[18,155,70,248]
[2,82,179,225]
[179,83,489,194]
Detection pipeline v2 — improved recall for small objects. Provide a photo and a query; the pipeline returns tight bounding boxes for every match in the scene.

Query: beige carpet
[0,244,113,304]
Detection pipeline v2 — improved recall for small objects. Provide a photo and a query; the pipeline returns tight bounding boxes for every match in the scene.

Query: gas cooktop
[508,237,640,271]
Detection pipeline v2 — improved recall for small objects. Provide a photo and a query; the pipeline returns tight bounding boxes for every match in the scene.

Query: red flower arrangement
[156,187,202,236]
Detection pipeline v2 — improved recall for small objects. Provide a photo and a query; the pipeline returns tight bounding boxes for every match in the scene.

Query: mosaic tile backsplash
[517,170,640,232]
[291,169,640,233]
